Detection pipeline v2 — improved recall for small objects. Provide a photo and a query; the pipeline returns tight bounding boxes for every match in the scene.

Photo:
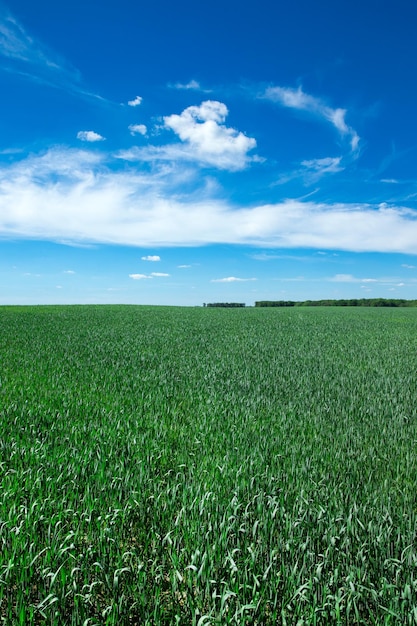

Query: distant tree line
[204,302,246,308]
[255,299,417,307]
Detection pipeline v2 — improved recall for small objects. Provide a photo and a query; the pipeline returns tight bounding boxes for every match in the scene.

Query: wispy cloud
[250,253,281,261]
[0,8,104,102]
[301,156,344,178]
[128,96,142,107]
[129,272,169,279]
[2,147,417,253]
[328,274,378,283]
[77,130,105,142]
[172,80,201,90]
[276,156,344,186]
[0,10,62,66]
[264,85,359,152]
[141,255,160,261]
[211,277,257,283]
[129,273,151,280]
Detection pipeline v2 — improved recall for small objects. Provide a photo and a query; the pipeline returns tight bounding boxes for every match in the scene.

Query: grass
[1,304,416,624]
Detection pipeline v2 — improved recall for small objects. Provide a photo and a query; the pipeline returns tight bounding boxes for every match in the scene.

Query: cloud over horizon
[1,146,417,253]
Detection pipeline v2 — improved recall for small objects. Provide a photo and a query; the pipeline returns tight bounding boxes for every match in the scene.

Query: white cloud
[129,271,169,279]
[3,147,417,254]
[211,277,257,283]
[329,274,378,283]
[128,96,142,107]
[0,10,69,69]
[128,124,147,136]
[129,273,151,280]
[173,80,201,90]
[163,100,257,170]
[77,130,105,142]
[63,270,75,274]
[275,156,344,186]
[264,85,359,152]
[178,264,191,268]
[0,9,104,102]
[301,157,343,178]
[141,255,160,261]
[251,253,280,261]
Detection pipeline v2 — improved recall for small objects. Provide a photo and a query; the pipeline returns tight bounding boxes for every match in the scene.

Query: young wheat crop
[0,305,416,624]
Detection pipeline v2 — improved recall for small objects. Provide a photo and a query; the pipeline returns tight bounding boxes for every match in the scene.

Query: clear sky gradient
[1,0,417,305]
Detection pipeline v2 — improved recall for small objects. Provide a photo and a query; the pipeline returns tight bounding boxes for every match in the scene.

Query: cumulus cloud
[211,277,257,283]
[141,255,160,261]
[128,124,147,136]
[151,272,170,277]
[3,147,417,253]
[163,100,257,170]
[77,130,105,142]
[264,85,359,152]
[128,96,142,107]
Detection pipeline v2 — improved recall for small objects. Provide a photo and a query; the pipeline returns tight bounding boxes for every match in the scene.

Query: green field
[1,305,416,625]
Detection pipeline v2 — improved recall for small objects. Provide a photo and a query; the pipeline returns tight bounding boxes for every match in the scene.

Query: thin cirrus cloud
[172,80,201,90]
[211,277,257,283]
[141,255,160,261]
[301,157,343,177]
[129,272,170,280]
[276,156,344,186]
[0,8,105,102]
[129,274,150,280]
[3,146,417,253]
[264,85,359,152]
[328,274,378,283]
[77,130,105,142]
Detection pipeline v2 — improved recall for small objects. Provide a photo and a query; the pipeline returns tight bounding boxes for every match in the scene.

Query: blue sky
[1,0,417,305]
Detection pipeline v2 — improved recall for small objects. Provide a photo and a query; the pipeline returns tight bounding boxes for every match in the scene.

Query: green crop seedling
[0,305,416,624]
